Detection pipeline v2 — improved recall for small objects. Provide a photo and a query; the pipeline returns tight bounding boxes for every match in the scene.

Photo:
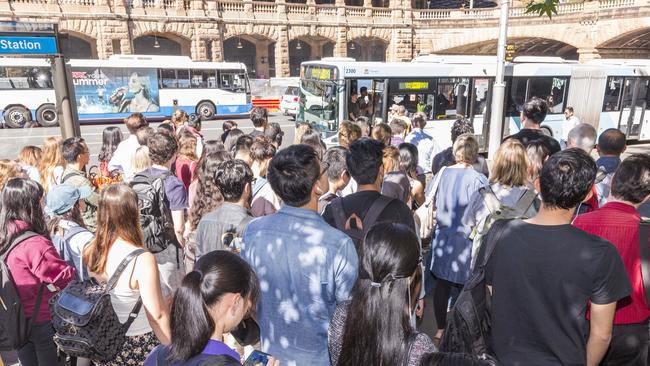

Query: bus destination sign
[398,81,430,91]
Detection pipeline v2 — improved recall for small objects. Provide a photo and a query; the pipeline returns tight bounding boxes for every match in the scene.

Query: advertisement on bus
[71,67,160,114]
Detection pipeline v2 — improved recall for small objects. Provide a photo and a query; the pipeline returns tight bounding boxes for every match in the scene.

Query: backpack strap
[329,197,348,232]
[479,186,501,215]
[476,219,510,269]
[61,171,84,184]
[105,249,146,292]
[513,189,538,215]
[639,218,650,307]
[62,225,87,243]
[252,178,268,198]
[361,195,395,232]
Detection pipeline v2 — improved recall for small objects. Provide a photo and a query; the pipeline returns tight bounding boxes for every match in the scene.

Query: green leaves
[525,0,559,19]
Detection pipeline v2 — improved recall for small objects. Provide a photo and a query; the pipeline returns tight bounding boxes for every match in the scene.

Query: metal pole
[52,55,80,139]
[487,0,509,158]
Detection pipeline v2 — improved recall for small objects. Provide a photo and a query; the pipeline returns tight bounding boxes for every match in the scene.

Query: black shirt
[505,128,562,155]
[348,101,360,120]
[249,130,265,139]
[322,190,416,234]
[485,220,631,365]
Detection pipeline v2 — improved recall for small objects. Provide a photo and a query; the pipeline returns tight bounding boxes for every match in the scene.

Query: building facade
[2,0,650,78]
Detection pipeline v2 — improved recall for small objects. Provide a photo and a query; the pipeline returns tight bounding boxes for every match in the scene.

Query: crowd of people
[1,97,649,366]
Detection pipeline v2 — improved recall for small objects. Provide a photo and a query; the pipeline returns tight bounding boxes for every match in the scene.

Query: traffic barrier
[252,98,280,112]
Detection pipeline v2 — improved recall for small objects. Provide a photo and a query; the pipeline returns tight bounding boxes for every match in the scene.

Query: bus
[297,57,650,150]
[0,55,252,128]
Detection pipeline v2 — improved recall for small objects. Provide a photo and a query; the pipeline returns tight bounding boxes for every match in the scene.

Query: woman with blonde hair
[428,133,488,342]
[0,160,26,190]
[18,145,42,182]
[132,146,152,175]
[83,184,171,365]
[39,136,65,192]
[381,146,411,205]
[171,109,189,133]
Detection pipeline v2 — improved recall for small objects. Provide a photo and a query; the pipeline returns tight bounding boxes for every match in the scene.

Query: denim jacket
[241,205,358,366]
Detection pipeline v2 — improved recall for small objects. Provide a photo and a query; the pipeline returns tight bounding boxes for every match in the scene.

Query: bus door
[469,77,493,150]
[348,78,387,125]
[618,77,648,140]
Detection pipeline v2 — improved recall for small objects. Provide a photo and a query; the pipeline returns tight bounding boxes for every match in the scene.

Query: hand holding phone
[243,351,280,366]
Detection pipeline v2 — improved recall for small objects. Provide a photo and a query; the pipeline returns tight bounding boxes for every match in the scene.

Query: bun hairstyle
[169,250,260,362]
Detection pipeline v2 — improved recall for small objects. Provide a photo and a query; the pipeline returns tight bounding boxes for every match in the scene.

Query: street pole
[52,54,80,139]
[487,0,509,158]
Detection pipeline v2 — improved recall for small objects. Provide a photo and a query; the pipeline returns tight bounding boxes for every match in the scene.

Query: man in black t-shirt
[504,97,561,155]
[322,138,415,234]
[485,149,631,366]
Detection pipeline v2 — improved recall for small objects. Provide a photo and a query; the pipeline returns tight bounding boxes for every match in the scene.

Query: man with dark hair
[220,120,238,143]
[108,112,149,182]
[573,153,650,366]
[60,137,99,231]
[264,121,284,148]
[196,160,254,257]
[505,97,561,155]
[486,149,631,366]
[249,107,268,138]
[594,128,628,206]
[319,147,350,214]
[144,132,187,297]
[241,144,358,366]
[431,118,489,177]
[405,112,441,178]
[389,118,407,146]
[234,134,254,166]
[250,137,281,217]
[562,106,581,142]
[322,138,416,237]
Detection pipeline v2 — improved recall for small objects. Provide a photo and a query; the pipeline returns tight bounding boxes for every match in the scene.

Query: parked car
[280,86,299,117]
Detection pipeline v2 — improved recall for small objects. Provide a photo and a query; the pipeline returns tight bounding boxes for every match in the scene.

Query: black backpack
[50,249,145,362]
[0,231,45,351]
[439,219,510,356]
[329,195,395,248]
[129,171,179,253]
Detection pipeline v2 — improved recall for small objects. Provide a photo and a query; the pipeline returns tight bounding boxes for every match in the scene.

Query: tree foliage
[525,0,559,18]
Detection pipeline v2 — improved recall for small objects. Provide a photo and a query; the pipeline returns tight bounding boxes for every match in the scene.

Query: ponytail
[169,271,214,362]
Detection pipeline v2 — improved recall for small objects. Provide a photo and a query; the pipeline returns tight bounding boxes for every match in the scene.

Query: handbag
[415,166,446,242]
[639,217,650,307]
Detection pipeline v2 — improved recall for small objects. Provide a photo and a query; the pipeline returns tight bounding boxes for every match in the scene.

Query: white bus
[0,55,252,128]
[298,57,650,149]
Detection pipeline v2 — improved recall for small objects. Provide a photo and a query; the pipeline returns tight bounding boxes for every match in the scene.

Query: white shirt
[108,135,140,182]
[562,115,581,140]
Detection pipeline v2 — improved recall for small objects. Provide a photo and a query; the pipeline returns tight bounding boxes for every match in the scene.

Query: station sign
[0,35,58,54]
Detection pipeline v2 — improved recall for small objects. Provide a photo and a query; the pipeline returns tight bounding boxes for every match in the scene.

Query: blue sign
[0,36,58,54]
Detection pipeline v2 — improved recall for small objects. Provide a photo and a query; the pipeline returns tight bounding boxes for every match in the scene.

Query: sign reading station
[0,36,58,54]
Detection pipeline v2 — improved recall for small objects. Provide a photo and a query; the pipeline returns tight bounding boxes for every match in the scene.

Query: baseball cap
[46,184,93,216]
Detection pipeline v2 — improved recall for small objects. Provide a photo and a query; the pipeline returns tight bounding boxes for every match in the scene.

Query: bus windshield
[299,79,339,132]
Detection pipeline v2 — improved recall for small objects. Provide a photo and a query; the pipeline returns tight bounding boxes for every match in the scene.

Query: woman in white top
[83,184,171,365]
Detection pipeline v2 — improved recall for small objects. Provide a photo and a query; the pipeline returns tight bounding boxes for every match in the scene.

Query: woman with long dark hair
[0,178,75,366]
[398,143,425,208]
[98,126,124,177]
[82,184,171,365]
[144,250,269,365]
[328,223,434,366]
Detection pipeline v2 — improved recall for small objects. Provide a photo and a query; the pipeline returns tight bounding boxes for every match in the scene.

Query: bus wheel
[36,104,58,127]
[3,106,31,128]
[197,101,215,120]
[540,126,553,137]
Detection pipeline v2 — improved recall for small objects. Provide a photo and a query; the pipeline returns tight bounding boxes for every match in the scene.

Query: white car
[280,86,299,117]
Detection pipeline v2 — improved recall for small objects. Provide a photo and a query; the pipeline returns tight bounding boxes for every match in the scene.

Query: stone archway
[597,27,650,59]
[59,32,96,59]
[133,34,189,56]
[323,42,335,58]
[289,39,312,77]
[436,37,579,60]
[224,37,257,77]
[348,37,388,61]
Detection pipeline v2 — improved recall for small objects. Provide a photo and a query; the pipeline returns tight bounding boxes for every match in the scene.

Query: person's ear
[533,177,541,193]
[622,145,627,154]
[582,188,594,203]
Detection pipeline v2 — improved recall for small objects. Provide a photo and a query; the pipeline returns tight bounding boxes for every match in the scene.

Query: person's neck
[525,205,575,226]
[328,181,343,195]
[69,162,84,172]
[606,197,640,209]
[252,163,265,178]
[523,120,541,130]
[357,181,381,193]
[229,197,249,209]
[599,154,621,159]
[299,196,319,212]
[254,126,265,132]
[152,163,170,171]
[210,326,225,343]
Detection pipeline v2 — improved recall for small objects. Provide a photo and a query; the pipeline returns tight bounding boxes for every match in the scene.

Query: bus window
[160,69,177,88]
[471,78,490,118]
[351,79,385,123]
[0,67,31,89]
[176,69,190,89]
[190,69,216,88]
[506,77,526,117]
[219,71,246,92]
[603,77,624,112]
[435,78,469,118]
[620,78,636,110]
[528,77,567,114]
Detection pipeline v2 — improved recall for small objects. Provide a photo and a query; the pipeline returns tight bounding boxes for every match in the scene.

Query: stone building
[1,0,650,77]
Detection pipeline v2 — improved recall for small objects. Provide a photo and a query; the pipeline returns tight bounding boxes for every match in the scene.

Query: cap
[46,184,93,216]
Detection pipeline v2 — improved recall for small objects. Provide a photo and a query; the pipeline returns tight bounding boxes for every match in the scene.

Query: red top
[5,220,75,323]
[574,202,650,324]
[175,157,197,191]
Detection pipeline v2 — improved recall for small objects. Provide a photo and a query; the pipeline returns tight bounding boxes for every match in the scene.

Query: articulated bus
[0,55,252,128]
[297,56,650,150]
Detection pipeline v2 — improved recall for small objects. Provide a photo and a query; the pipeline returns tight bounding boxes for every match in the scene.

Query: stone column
[275,25,290,77]
[212,38,224,61]
[578,48,600,62]
[334,26,348,57]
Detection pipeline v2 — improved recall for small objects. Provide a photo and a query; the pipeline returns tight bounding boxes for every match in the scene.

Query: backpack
[469,186,537,269]
[52,225,91,281]
[0,231,45,351]
[439,220,509,355]
[594,166,613,207]
[329,195,395,248]
[61,171,86,185]
[129,171,179,253]
[50,249,145,362]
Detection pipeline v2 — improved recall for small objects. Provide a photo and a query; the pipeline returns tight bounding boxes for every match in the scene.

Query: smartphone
[243,350,271,366]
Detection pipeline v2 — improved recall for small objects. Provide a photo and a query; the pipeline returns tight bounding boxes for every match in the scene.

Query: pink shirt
[5,220,75,322]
